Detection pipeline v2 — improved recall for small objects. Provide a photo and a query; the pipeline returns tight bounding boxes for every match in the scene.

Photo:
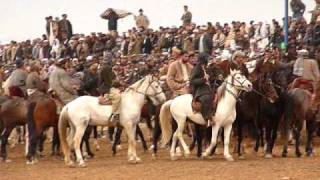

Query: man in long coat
[49,58,77,105]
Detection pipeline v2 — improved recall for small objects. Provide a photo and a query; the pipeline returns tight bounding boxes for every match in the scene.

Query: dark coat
[190,63,212,99]
[107,12,119,31]
[143,37,153,54]
[83,70,99,96]
[98,64,115,95]
[199,33,213,55]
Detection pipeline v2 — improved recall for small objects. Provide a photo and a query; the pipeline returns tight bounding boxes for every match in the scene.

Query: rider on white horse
[190,53,214,124]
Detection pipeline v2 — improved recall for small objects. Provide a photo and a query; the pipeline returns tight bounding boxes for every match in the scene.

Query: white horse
[160,69,252,161]
[58,75,166,167]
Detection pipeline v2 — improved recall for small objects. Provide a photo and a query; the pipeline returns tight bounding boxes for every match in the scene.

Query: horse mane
[217,81,227,100]
[125,75,151,92]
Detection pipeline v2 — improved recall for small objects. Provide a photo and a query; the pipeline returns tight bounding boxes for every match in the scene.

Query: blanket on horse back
[192,92,218,114]
[289,78,314,94]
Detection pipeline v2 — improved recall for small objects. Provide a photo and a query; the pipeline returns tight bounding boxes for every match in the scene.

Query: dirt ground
[1,127,320,180]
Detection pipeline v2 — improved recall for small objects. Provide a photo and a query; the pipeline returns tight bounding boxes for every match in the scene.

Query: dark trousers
[197,94,213,120]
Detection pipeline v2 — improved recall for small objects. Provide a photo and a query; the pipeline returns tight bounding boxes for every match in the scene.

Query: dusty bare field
[1,131,320,180]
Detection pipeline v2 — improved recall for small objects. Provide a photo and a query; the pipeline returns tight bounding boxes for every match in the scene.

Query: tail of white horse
[160,100,173,146]
[58,106,71,164]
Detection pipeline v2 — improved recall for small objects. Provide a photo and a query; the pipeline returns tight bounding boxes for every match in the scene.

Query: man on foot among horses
[102,81,122,124]
[26,61,47,102]
[49,58,78,107]
[190,53,214,126]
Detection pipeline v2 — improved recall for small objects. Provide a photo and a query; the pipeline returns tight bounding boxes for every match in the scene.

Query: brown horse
[282,88,316,157]
[26,95,60,164]
[0,97,28,162]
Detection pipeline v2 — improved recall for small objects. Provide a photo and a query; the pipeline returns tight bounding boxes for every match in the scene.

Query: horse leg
[52,126,60,156]
[203,124,220,157]
[223,124,234,161]
[93,126,100,151]
[254,124,261,153]
[282,97,293,158]
[265,123,273,158]
[152,117,161,156]
[1,127,13,162]
[125,122,140,163]
[83,126,94,158]
[108,127,115,143]
[195,124,203,158]
[189,124,197,152]
[136,124,147,152]
[236,118,244,158]
[112,126,123,156]
[293,125,302,158]
[306,119,315,156]
[73,125,87,167]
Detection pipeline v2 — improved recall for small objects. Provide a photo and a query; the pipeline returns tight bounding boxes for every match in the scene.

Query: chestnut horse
[26,95,60,164]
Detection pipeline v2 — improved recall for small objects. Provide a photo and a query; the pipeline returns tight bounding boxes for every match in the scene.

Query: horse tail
[27,102,37,134]
[160,100,173,146]
[58,106,71,163]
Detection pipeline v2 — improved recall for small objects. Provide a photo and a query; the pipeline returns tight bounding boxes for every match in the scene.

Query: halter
[224,72,250,101]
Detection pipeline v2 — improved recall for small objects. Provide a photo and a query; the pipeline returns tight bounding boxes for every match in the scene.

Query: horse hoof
[264,154,273,159]
[149,145,154,151]
[201,152,209,159]
[238,155,245,160]
[170,156,178,161]
[282,152,287,158]
[128,157,136,164]
[116,145,122,150]
[79,162,87,168]
[307,151,314,157]
[67,162,76,168]
[225,156,234,162]
[135,157,142,163]
[151,154,157,160]
[296,153,303,158]
[184,153,191,158]
[26,160,34,165]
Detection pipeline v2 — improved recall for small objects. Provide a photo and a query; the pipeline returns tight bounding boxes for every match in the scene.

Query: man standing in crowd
[59,14,73,40]
[106,9,119,32]
[135,9,150,30]
[166,50,193,97]
[49,58,78,105]
[199,27,213,55]
[26,61,47,101]
[181,5,192,26]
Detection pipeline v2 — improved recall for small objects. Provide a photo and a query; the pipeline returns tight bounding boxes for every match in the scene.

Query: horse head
[257,74,279,103]
[229,69,252,92]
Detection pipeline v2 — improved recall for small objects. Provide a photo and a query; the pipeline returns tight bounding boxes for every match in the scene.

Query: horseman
[49,58,78,106]
[166,50,194,97]
[190,53,213,124]
[98,53,115,95]
[26,61,48,102]
[292,49,320,93]
[7,59,28,97]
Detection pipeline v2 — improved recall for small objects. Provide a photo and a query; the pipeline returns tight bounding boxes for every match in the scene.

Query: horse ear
[230,68,234,75]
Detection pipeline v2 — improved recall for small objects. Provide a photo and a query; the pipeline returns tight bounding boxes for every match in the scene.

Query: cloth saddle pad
[290,78,314,94]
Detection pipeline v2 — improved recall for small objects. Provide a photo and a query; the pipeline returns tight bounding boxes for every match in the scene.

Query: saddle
[289,78,314,94]
[98,96,112,105]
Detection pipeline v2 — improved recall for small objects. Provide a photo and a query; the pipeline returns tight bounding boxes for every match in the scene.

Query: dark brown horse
[282,87,316,157]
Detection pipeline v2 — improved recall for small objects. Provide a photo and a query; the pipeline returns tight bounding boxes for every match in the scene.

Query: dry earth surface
[1,127,320,180]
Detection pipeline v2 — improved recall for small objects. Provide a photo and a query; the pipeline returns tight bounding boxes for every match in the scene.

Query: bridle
[128,76,164,103]
[224,72,250,101]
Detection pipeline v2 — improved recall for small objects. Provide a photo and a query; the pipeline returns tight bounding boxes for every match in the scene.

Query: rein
[127,76,164,99]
